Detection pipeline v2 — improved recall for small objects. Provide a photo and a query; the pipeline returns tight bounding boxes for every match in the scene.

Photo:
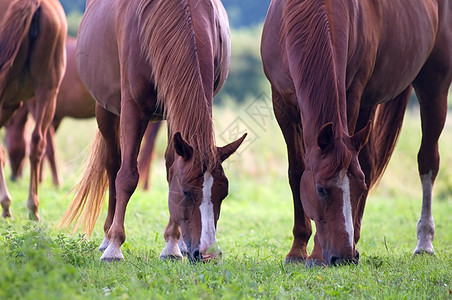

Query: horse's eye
[317,187,328,198]
[183,190,192,198]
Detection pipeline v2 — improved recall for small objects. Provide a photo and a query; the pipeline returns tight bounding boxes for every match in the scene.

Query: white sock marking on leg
[415,171,435,254]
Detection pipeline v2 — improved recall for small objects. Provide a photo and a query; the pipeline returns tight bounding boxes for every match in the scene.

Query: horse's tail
[59,131,109,236]
[0,0,41,92]
[138,0,216,171]
[369,87,411,189]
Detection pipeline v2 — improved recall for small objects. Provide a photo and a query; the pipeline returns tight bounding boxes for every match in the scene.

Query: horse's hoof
[100,243,124,261]
[2,212,13,220]
[101,256,124,263]
[98,238,110,253]
[29,212,40,221]
[285,256,306,264]
[159,254,183,261]
[413,249,435,256]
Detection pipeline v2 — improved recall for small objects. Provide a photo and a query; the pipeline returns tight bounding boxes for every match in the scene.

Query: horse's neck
[284,0,348,144]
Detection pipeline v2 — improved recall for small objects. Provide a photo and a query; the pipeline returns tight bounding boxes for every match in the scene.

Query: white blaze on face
[199,172,217,253]
[339,173,354,248]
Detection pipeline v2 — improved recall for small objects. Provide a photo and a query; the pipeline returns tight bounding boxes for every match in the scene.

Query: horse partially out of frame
[261,0,451,266]
[61,0,246,262]
[0,0,66,220]
[5,36,162,189]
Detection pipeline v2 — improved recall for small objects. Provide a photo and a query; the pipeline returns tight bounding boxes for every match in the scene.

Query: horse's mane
[0,0,41,94]
[282,0,353,180]
[137,0,217,172]
[282,0,344,132]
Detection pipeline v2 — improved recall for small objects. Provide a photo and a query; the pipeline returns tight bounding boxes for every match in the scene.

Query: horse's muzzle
[188,248,222,264]
[329,250,360,266]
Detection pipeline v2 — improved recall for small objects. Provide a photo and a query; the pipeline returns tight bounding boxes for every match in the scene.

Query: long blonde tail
[59,130,108,236]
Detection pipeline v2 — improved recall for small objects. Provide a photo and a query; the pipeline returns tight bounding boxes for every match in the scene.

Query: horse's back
[358,0,451,104]
[76,0,121,115]
[261,0,293,95]
[263,0,452,106]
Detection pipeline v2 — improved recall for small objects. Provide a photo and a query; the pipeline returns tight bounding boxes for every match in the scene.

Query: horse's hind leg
[5,104,29,181]
[413,59,451,255]
[95,104,120,253]
[28,88,58,220]
[272,89,312,263]
[43,124,60,186]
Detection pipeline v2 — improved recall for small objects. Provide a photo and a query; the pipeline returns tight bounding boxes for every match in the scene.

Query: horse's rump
[0,0,41,94]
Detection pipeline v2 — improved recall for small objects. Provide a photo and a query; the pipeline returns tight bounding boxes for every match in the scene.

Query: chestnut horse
[261,0,451,266]
[5,36,162,189]
[0,0,66,220]
[61,0,245,262]
[5,36,93,187]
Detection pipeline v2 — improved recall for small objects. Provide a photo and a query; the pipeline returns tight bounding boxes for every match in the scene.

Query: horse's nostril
[330,256,340,266]
[189,249,203,264]
[330,256,356,266]
[355,250,360,262]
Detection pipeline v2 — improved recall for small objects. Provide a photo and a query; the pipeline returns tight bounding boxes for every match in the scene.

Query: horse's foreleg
[28,89,57,220]
[101,98,148,262]
[413,85,449,255]
[96,104,120,253]
[159,217,184,260]
[273,90,312,263]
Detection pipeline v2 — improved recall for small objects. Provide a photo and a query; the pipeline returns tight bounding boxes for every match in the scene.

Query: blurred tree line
[61,0,271,103]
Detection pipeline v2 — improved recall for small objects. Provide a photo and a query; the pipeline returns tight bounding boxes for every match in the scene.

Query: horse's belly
[76,0,122,116]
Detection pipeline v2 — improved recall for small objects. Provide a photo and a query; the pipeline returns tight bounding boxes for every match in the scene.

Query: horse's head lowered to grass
[299,122,371,266]
[165,132,246,262]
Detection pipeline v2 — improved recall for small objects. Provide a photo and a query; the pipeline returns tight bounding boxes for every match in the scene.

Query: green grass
[0,106,451,299]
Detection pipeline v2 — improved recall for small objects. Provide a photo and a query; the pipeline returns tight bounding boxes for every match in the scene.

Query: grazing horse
[60,0,245,262]
[261,0,451,266]
[5,36,94,187]
[5,36,162,188]
[0,0,66,220]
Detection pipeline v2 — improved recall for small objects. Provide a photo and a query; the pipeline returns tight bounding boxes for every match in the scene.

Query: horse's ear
[351,121,372,152]
[218,133,247,162]
[317,122,334,153]
[173,132,193,161]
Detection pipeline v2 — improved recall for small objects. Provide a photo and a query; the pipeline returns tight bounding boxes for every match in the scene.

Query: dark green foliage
[222,0,272,28]
[217,25,269,103]
[59,0,86,14]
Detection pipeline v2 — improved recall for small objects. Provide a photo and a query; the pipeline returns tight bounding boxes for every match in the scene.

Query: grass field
[0,102,451,299]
